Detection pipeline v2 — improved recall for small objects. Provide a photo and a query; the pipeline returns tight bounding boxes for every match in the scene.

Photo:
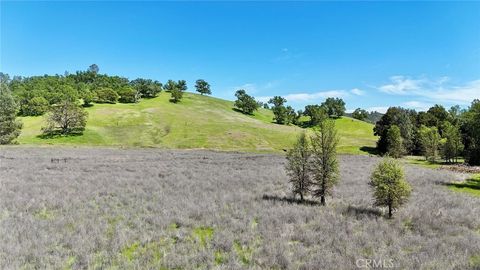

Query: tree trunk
[388,204,392,218]
[300,193,304,202]
[320,195,325,206]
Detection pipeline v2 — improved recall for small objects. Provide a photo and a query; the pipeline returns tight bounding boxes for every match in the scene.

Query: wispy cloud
[258,90,349,103]
[350,88,365,96]
[402,101,434,111]
[377,76,480,104]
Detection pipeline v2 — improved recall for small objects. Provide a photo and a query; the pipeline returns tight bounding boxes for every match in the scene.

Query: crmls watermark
[355,258,394,269]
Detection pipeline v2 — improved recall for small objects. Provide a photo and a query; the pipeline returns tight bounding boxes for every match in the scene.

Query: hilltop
[17,92,377,154]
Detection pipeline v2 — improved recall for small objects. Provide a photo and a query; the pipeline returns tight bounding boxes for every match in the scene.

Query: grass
[17,92,377,154]
[2,148,479,269]
[447,174,480,197]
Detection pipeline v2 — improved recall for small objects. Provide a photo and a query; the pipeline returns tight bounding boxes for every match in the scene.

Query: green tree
[461,99,480,165]
[441,122,463,163]
[42,100,87,135]
[352,108,368,121]
[370,158,411,218]
[195,79,211,95]
[234,89,259,115]
[374,107,415,154]
[22,96,50,116]
[0,84,23,144]
[310,119,339,205]
[118,86,140,103]
[386,125,404,158]
[268,96,288,124]
[304,105,327,126]
[88,64,99,74]
[419,125,441,162]
[321,97,346,118]
[95,87,119,104]
[130,78,162,98]
[285,132,312,202]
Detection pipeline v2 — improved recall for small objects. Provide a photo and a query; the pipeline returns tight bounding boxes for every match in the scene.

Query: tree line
[285,119,411,218]
[233,89,347,127]
[373,103,480,165]
[0,64,212,142]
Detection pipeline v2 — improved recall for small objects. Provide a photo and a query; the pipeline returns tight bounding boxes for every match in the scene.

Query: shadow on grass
[443,178,480,191]
[37,131,84,139]
[261,194,321,206]
[231,108,255,115]
[360,146,380,155]
[344,205,382,218]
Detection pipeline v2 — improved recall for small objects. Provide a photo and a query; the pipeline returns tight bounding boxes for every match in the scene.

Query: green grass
[17,92,377,154]
[447,174,480,197]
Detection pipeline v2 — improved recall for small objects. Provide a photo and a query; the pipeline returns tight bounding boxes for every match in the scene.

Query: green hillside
[17,92,377,154]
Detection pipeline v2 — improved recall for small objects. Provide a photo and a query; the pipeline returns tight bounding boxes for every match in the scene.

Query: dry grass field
[1,147,479,269]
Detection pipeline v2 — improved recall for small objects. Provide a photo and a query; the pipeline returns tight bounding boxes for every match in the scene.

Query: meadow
[1,147,479,269]
[17,92,377,154]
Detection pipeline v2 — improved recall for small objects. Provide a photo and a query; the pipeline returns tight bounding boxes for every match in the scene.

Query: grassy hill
[17,92,377,154]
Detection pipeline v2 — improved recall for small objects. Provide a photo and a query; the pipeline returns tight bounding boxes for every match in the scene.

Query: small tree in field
[195,79,211,95]
[0,84,23,144]
[285,132,311,202]
[310,119,339,205]
[370,158,411,218]
[234,89,259,115]
[386,125,404,158]
[42,101,87,135]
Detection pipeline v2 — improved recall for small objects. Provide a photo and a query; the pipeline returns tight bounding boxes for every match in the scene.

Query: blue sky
[1,1,479,112]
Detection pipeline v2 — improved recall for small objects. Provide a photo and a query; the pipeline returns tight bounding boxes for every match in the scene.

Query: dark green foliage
[130,78,162,98]
[352,108,368,121]
[164,80,186,103]
[268,96,288,124]
[374,107,415,154]
[118,86,140,103]
[170,88,183,103]
[0,84,22,144]
[386,125,404,158]
[42,100,88,135]
[285,132,311,201]
[234,89,259,115]
[88,64,99,74]
[95,87,119,104]
[303,105,327,126]
[310,119,339,205]
[462,99,480,165]
[195,79,211,95]
[370,158,411,218]
[21,96,50,116]
[321,97,345,118]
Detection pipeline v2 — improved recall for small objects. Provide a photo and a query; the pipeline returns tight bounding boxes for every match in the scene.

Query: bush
[95,87,119,104]
[21,96,50,116]
[386,125,404,158]
[118,86,140,103]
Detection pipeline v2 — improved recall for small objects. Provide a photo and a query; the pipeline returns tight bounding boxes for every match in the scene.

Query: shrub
[21,96,50,116]
[95,87,119,104]
[118,86,140,103]
[386,125,404,158]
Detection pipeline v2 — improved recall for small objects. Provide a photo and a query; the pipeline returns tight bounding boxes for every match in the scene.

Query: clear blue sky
[1,1,479,112]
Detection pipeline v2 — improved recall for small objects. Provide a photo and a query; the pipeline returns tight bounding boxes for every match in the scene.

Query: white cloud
[366,106,389,114]
[377,76,480,104]
[233,83,257,94]
[350,88,365,96]
[402,101,434,111]
[258,90,349,103]
[378,75,424,95]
